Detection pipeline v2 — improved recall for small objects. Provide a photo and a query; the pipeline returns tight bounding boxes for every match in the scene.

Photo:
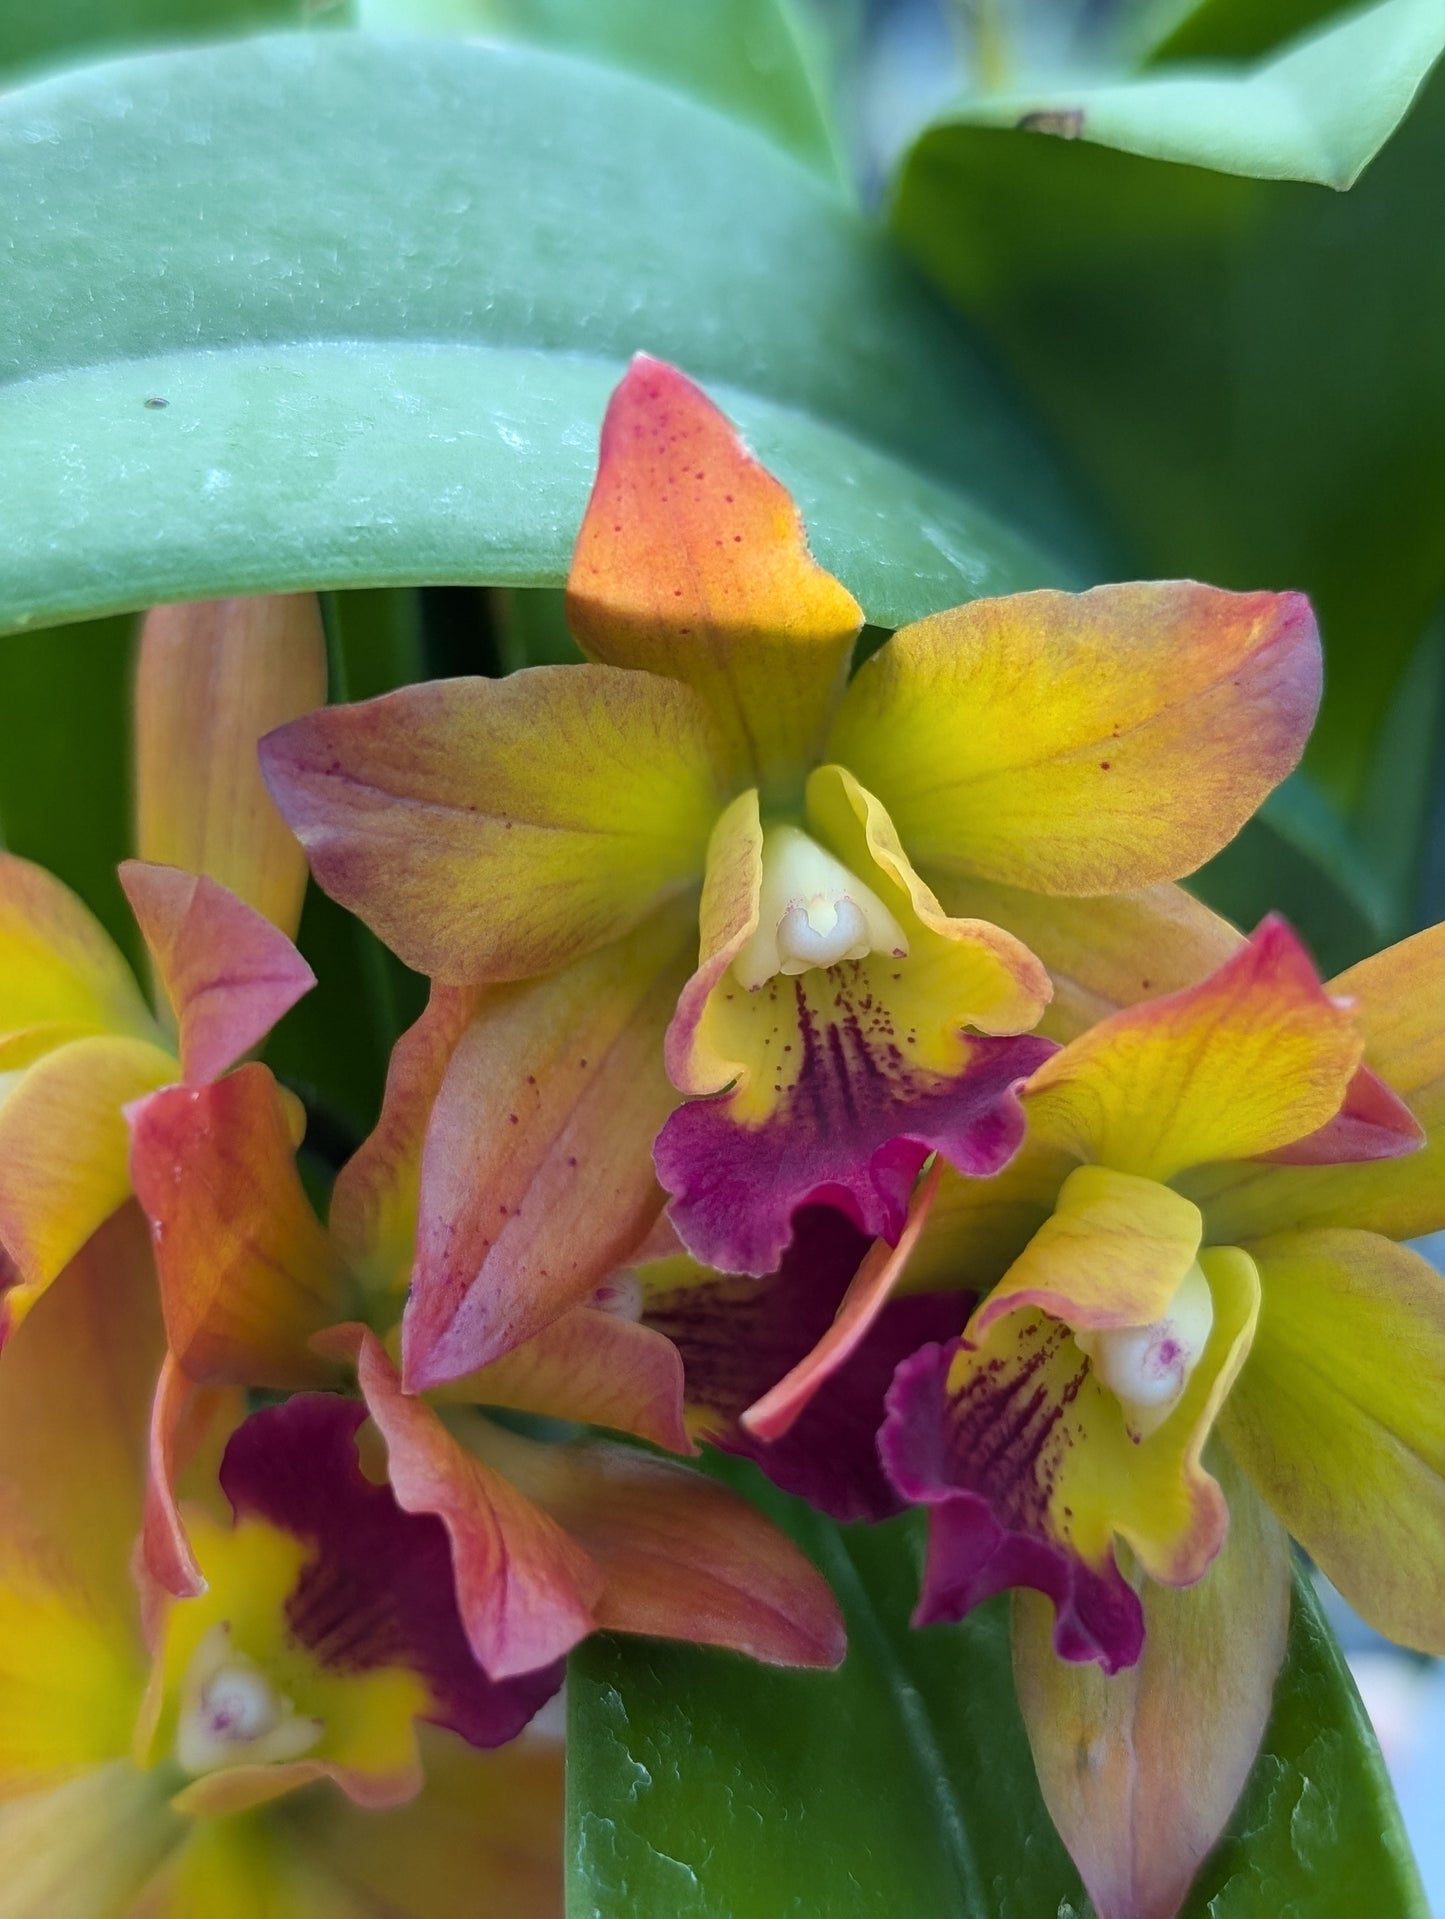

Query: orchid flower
[0,1206,563,1918]
[868,915,1442,1674]
[125,1009,845,1684]
[0,597,325,1338]
[260,357,1320,1398]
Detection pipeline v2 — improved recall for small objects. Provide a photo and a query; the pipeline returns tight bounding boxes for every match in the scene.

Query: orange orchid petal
[402,906,690,1389]
[897,1145,1071,1295]
[133,595,328,943]
[480,1419,846,1669]
[328,984,483,1300]
[336,1328,604,1680]
[260,666,724,984]
[742,1159,941,1443]
[1023,918,1363,1182]
[830,583,1319,895]
[0,850,157,1048]
[289,1726,564,1919]
[432,1306,692,1455]
[127,1065,344,1389]
[567,354,863,799]
[141,1355,245,1603]
[1187,919,1445,1243]
[1012,1445,1291,1919]
[1222,1229,1445,1654]
[119,863,315,1086]
[0,1033,176,1322]
[927,870,1239,1041]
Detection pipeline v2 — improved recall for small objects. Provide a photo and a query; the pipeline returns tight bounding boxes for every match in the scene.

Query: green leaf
[0,0,327,87]
[566,1474,1419,1916]
[0,614,141,969]
[912,0,1445,191]
[1129,0,1365,67]
[890,23,1445,804]
[0,35,1092,647]
[353,0,847,183]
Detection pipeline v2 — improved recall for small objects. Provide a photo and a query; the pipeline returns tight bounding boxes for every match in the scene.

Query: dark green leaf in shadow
[0,36,1095,644]
[0,0,336,88]
[0,614,141,969]
[890,44,1445,804]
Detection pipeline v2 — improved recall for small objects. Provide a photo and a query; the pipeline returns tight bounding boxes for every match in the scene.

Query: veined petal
[431,1307,691,1455]
[567,355,863,800]
[338,1329,602,1681]
[926,871,1240,1041]
[141,1357,245,1602]
[0,852,157,1049]
[133,596,328,943]
[402,907,690,1390]
[1012,1445,1291,1919]
[0,1209,159,1787]
[260,667,724,984]
[0,1766,179,1913]
[659,771,1053,1275]
[119,864,315,1086]
[1023,918,1362,1183]
[971,1166,1203,1338]
[469,1416,846,1668]
[1186,920,1445,1243]
[830,583,1319,894]
[329,985,483,1301]
[1222,1230,1445,1654]
[639,1200,970,1523]
[896,1146,1072,1296]
[279,1726,563,1919]
[0,1034,176,1324]
[126,1066,344,1390]
[881,1246,1260,1672]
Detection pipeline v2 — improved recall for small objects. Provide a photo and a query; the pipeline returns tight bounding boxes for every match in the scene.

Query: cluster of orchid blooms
[3,356,1442,1916]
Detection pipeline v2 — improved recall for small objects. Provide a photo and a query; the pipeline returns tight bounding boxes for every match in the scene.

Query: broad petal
[567,354,863,799]
[641,1201,970,1523]
[1013,1444,1291,1919]
[402,907,690,1389]
[1023,917,1362,1182]
[971,1165,1202,1338]
[0,1767,180,1914]
[337,1328,603,1681]
[328,985,483,1301]
[217,1393,562,1748]
[1222,1230,1445,1654]
[432,1306,691,1455]
[1186,920,1445,1243]
[289,1726,563,1919]
[927,871,1240,1041]
[134,596,328,943]
[119,863,315,1086]
[897,1146,1072,1295]
[127,1065,343,1389]
[740,1159,943,1442]
[1261,1062,1422,1165]
[473,1417,846,1668]
[881,1246,1260,1672]
[830,583,1319,894]
[260,666,724,983]
[0,1033,176,1322]
[0,850,157,1047]
[0,1207,159,1784]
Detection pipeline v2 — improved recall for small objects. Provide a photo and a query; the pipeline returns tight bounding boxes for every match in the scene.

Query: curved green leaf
[0,35,1092,642]
[0,0,324,86]
[354,0,846,182]
[914,0,1444,191]
[566,1474,1420,1917]
[890,42,1445,803]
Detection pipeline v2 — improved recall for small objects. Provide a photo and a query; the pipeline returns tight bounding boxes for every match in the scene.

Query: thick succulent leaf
[890,26,1445,804]
[354,0,847,182]
[933,0,1444,188]
[0,35,1090,642]
[566,1467,1421,1916]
